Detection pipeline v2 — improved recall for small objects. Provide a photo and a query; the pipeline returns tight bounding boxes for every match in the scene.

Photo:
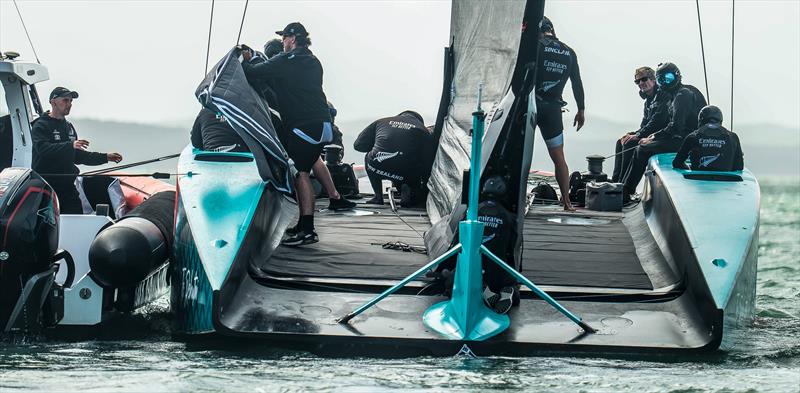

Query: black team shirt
[672,123,744,171]
[535,36,585,110]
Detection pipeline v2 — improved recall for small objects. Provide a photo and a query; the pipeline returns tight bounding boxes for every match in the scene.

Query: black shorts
[535,100,564,148]
[284,122,333,172]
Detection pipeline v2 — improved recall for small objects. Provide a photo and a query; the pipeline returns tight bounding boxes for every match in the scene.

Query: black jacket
[31,112,107,185]
[535,36,585,110]
[190,108,248,152]
[635,88,672,138]
[241,47,331,130]
[655,84,707,140]
[354,113,432,158]
[672,123,744,171]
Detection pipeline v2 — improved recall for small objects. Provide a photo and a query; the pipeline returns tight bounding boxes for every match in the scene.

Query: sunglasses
[634,77,652,85]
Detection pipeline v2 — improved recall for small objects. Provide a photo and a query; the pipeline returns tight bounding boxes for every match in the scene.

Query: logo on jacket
[52,129,61,141]
[699,154,721,168]
[374,151,400,163]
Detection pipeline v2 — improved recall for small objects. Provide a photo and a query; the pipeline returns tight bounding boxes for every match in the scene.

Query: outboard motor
[322,144,359,198]
[89,191,175,310]
[0,168,74,334]
[568,155,609,205]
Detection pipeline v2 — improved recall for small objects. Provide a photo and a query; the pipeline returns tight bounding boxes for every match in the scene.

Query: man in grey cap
[31,87,123,214]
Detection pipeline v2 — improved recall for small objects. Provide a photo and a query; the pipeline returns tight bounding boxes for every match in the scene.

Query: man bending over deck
[621,62,706,200]
[611,67,671,182]
[353,111,434,206]
[31,87,123,214]
[241,22,353,246]
[534,17,586,211]
[190,108,248,153]
[673,105,743,172]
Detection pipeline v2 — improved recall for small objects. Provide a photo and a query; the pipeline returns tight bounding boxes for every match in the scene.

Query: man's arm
[569,52,585,111]
[241,52,291,81]
[655,89,691,139]
[353,121,378,153]
[732,133,744,171]
[74,146,110,166]
[672,133,695,169]
[636,91,671,138]
[31,121,74,164]
[190,112,204,149]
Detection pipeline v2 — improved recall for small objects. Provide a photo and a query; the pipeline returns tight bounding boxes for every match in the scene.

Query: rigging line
[235,0,250,46]
[204,0,215,76]
[11,0,40,64]
[730,0,735,129]
[695,0,710,103]
[81,153,180,176]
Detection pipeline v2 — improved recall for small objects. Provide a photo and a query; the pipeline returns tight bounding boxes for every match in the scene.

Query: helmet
[698,105,723,126]
[539,16,554,33]
[482,176,507,198]
[398,110,424,124]
[263,39,283,59]
[656,62,682,90]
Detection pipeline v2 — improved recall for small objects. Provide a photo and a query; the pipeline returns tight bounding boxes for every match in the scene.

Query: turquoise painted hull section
[171,146,268,334]
[648,153,760,327]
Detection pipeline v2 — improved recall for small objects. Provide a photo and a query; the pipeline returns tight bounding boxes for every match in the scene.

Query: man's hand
[73,139,89,150]
[639,135,655,146]
[240,45,253,61]
[621,133,639,145]
[573,110,585,131]
[106,153,123,163]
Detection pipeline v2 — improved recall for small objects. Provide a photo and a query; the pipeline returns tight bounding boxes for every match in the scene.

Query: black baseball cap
[276,22,308,37]
[49,87,79,100]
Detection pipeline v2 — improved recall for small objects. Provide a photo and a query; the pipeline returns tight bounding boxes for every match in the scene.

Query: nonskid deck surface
[261,201,432,281]
[259,199,661,292]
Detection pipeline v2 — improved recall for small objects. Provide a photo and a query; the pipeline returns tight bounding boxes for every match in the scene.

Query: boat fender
[88,191,175,288]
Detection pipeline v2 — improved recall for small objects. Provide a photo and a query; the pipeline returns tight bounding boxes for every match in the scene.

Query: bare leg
[312,158,342,200]
[547,145,576,211]
[296,172,316,216]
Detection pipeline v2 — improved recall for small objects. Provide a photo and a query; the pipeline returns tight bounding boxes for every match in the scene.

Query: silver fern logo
[374,151,400,163]
[699,154,721,168]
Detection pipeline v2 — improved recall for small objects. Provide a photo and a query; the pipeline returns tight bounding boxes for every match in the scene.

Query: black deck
[521,211,653,290]
[261,201,654,291]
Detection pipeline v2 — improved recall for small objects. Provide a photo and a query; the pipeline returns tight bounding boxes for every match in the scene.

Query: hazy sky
[1,0,798,131]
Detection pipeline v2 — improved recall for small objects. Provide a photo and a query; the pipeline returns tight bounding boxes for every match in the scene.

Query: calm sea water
[1,178,798,392]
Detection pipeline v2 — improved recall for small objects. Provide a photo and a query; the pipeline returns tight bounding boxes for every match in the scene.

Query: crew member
[241,22,353,246]
[611,66,671,182]
[622,62,707,197]
[673,105,744,171]
[478,176,520,315]
[31,87,123,214]
[534,17,586,211]
[353,111,434,206]
[190,108,248,152]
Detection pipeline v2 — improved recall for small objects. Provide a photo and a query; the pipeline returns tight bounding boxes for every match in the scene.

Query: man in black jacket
[353,111,434,206]
[241,22,353,246]
[535,17,586,211]
[611,66,671,182]
[622,62,707,197]
[673,105,744,172]
[31,87,122,214]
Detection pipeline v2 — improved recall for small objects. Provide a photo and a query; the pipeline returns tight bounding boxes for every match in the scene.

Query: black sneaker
[483,286,500,309]
[365,196,384,205]
[328,197,356,211]
[493,286,517,314]
[285,224,299,237]
[281,229,319,246]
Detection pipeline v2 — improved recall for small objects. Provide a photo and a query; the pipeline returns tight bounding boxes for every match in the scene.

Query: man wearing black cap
[31,87,123,214]
[241,22,353,246]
